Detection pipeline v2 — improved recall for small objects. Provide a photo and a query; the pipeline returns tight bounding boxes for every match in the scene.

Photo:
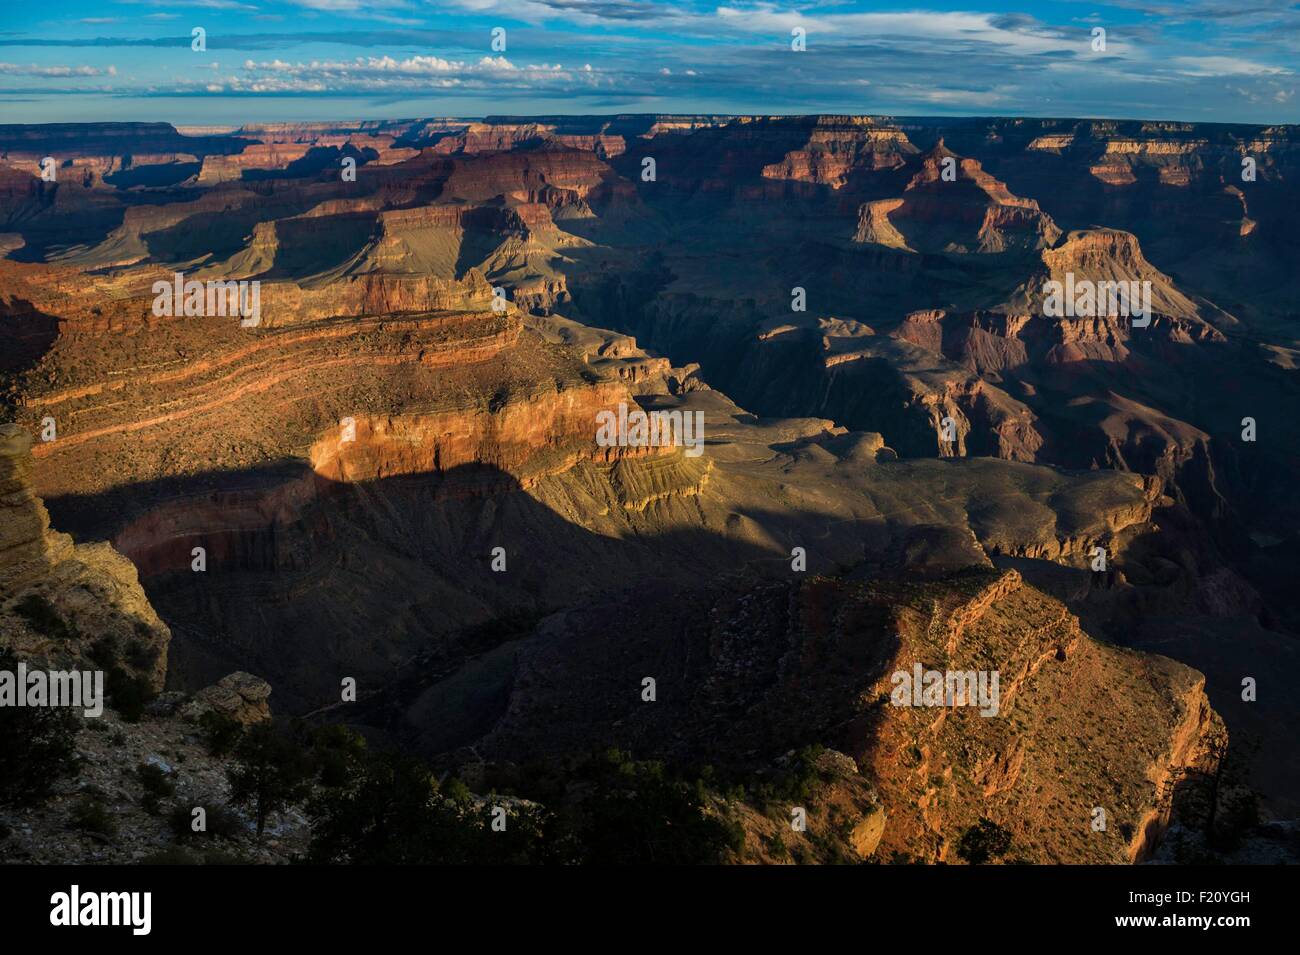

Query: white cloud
[713,6,1085,57]
[1170,56,1292,77]
[220,52,603,94]
[871,81,1014,108]
[0,62,115,77]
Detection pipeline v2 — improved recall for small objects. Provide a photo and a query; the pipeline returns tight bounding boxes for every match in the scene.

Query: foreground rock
[0,706,304,865]
[0,425,169,690]
[181,672,272,726]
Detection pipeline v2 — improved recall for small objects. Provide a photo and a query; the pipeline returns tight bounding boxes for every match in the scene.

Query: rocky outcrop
[430,122,626,159]
[181,671,272,725]
[0,429,287,865]
[760,115,918,186]
[0,424,170,690]
[21,307,521,500]
[854,141,1060,253]
[197,143,313,183]
[859,571,1221,863]
[307,377,662,486]
[434,567,1221,864]
[1027,228,1228,340]
[0,425,73,593]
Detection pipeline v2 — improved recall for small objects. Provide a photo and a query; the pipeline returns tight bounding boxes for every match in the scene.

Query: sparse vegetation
[956,817,1013,864]
[125,637,158,672]
[0,649,79,808]
[198,710,244,757]
[227,722,313,838]
[69,796,118,839]
[13,593,73,639]
[557,748,745,865]
[304,723,367,787]
[87,634,118,668]
[136,762,175,814]
[753,744,827,809]
[763,832,789,859]
[106,666,154,723]
[306,743,743,865]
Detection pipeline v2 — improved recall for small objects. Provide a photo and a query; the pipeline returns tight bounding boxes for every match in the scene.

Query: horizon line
[4,112,1297,132]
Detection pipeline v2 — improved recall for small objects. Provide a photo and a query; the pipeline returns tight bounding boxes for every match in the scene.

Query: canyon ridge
[1,115,1296,865]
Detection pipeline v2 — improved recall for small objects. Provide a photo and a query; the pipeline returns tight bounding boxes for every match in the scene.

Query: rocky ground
[0,696,306,865]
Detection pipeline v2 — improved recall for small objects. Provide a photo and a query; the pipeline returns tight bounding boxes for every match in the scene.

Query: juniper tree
[226,722,311,838]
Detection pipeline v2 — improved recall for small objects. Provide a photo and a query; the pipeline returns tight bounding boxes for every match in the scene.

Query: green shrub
[0,649,79,808]
[125,639,158,672]
[137,762,175,797]
[106,667,154,723]
[198,710,244,757]
[136,762,175,814]
[307,744,746,865]
[564,749,745,864]
[227,722,312,838]
[70,797,118,839]
[13,594,72,639]
[306,723,367,787]
[306,751,516,864]
[87,634,119,668]
[956,817,1013,865]
[761,744,826,806]
[441,777,472,805]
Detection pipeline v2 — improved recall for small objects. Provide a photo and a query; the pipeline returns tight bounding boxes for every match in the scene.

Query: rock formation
[0,424,169,690]
[181,671,272,726]
[3,114,1296,864]
[408,567,1220,864]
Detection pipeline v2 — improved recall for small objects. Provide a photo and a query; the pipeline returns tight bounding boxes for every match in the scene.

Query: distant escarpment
[854,141,1061,254]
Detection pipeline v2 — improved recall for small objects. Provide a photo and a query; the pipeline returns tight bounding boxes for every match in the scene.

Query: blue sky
[0,1,1297,124]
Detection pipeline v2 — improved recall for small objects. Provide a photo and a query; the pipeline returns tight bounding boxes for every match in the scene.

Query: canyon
[1,114,1296,863]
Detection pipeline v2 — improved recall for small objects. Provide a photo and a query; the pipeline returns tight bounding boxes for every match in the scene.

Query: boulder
[182,671,272,725]
[850,806,887,859]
